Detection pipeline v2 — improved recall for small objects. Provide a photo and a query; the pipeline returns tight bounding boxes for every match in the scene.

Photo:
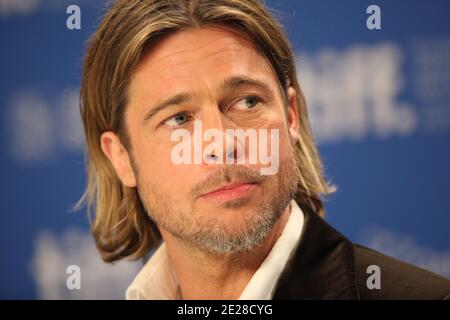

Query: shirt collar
[126,199,304,300]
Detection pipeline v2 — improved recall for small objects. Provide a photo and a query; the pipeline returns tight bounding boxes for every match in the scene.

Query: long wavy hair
[79,0,336,263]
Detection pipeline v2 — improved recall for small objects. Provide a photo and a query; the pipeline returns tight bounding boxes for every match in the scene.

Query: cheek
[134,140,198,195]
[258,100,290,130]
[133,140,173,180]
[260,115,291,148]
[258,118,295,180]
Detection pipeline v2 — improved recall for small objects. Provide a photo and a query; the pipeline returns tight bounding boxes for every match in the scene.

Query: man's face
[106,26,300,254]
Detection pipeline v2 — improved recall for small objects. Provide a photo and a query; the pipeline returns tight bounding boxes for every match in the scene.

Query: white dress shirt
[126,199,304,300]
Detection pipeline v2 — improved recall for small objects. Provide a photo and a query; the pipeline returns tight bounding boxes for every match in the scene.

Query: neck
[160,203,291,300]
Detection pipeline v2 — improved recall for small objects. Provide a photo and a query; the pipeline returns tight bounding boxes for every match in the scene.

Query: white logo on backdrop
[298,43,417,143]
[5,88,84,162]
[0,0,40,17]
[31,228,141,299]
[361,226,450,279]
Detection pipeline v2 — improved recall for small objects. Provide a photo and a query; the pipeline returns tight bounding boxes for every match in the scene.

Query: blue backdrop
[1,0,449,299]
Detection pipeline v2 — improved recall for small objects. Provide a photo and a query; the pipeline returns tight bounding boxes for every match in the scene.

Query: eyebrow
[141,75,275,125]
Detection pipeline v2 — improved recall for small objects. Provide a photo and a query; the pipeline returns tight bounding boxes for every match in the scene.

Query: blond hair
[79,0,335,263]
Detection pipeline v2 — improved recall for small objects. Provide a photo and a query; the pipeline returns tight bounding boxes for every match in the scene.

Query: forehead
[128,26,277,104]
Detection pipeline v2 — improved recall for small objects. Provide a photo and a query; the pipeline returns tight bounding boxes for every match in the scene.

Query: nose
[200,106,244,165]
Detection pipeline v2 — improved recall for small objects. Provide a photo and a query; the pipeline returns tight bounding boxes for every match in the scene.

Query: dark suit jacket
[272,204,450,299]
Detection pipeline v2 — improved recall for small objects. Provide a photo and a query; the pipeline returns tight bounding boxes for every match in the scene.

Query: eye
[232,96,262,111]
[163,111,193,127]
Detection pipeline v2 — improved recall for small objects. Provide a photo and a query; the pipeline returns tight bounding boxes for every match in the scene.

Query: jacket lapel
[272,204,360,299]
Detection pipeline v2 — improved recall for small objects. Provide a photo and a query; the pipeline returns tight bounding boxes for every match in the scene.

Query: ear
[100,131,137,187]
[286,86,300,143]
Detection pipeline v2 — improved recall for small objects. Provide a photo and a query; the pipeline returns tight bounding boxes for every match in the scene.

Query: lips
[200,182,259,201]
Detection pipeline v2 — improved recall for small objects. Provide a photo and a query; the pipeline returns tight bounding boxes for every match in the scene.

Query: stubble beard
[134,145,301,255]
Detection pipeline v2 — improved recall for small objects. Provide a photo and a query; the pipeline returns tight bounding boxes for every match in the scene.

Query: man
[79,0,450,299]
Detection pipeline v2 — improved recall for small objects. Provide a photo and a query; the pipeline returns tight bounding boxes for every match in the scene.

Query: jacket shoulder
[353,244,450,299]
